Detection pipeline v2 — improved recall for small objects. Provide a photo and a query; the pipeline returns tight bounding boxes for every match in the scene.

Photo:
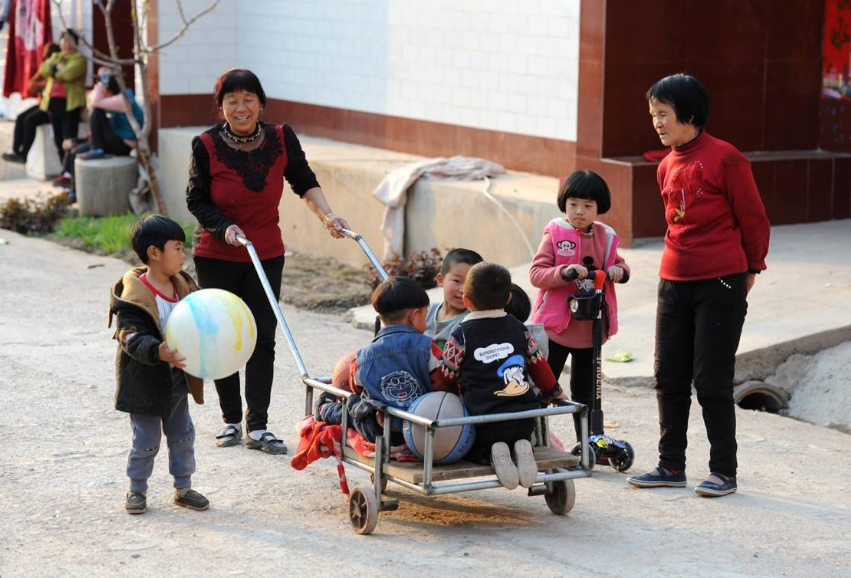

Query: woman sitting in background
[2,43,61,164]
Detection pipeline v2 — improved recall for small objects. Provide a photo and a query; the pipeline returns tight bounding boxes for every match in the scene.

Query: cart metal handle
[235,234,310,378]
[338,228,389,282]
[234,229,390,380]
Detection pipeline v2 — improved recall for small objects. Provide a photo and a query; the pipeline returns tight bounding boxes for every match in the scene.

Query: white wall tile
[158,0,579,141]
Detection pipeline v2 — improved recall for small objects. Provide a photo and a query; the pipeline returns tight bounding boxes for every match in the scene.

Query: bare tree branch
[50,0,136,65]
[146,0,220,52]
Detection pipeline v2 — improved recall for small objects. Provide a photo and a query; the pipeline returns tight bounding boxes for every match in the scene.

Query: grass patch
[52,212,194,254]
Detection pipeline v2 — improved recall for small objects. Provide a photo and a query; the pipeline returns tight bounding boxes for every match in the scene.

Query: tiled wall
[157,0,581,142]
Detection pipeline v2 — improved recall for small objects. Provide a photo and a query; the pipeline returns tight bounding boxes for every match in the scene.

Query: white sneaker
[514,439,538,488]
[490,442,520,490]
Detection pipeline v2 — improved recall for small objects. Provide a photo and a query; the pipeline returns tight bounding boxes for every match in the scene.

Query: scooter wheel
[571,442,596,470]
[610,441,635,473]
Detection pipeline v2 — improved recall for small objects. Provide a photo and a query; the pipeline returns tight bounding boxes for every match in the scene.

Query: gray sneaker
[490,442,520,490]
[215,424,243,448]
[174,488,209,511]
[245,431,288,455]
[125,492,146,515]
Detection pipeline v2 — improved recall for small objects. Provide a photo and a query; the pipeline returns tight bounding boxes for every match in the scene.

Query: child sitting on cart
[318,277,443,444]
[435,262,566,489]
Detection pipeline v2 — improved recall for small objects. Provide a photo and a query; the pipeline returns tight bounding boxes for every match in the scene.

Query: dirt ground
[1,229,850,578]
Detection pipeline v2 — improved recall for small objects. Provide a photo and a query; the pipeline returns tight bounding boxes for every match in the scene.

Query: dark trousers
[466,418,535,464]
[90,107,132,155]
[194,255,284,432]
[547,342,594,441]
[62,140,90,177]
[47,98,81,157]
[13,105,50,159]
[654,274,748,477]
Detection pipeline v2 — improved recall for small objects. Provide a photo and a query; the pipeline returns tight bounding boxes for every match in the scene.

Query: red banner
[3,0,53,98]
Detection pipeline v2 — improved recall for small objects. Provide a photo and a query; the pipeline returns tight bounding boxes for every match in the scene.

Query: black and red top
[186,122,320,262]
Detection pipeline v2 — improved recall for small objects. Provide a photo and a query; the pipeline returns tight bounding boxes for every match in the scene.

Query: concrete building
[2,0,848,249]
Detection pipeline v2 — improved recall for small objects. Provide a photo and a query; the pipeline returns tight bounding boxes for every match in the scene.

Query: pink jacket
[530,218,624,339]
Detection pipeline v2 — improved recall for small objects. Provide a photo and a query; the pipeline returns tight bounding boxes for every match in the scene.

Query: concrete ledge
[0,120,28,181]
[26,123,89,180]
[75,156,136,216]
[158,127,561,267]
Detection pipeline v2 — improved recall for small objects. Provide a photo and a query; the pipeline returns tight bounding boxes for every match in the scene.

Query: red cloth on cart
[3,0,53,98]
[291,416,349,497]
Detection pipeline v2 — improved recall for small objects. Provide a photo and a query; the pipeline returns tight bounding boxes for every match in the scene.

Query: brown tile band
[160,94,577,178]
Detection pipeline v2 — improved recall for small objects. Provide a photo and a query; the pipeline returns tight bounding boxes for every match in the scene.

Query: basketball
[332,350,357,392]
[403,391,476,464]
[165,288,257,380]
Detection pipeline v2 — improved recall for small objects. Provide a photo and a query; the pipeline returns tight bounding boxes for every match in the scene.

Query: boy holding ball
[107,215,208,515]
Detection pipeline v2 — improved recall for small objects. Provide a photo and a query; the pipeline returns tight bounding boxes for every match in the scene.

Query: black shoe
[125,491,146,514]
[2,151,25,164]
[245,431,288,455]
[174,488,210,511]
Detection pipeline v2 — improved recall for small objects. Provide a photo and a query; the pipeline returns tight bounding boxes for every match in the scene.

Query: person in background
[2,43,60,164]
[53,67,144,195]
[39,29,86,159]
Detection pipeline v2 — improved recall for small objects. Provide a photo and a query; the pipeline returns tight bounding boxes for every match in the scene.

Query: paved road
[1,230,849,578]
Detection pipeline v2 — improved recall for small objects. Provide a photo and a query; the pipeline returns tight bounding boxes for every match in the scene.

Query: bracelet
[322,213,336,227]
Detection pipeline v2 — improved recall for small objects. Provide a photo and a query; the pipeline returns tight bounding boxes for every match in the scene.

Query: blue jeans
[126,371,196,493]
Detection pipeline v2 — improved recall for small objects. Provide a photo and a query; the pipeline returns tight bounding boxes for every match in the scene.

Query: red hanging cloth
[3,0,53,98]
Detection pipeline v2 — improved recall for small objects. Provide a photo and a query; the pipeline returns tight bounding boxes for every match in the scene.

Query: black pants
[47,98,82,157]
[13,105,50,159]
[194,255,285,432]
[61,140,90,177]
[465,418,535,464]
[90,108,132,155]
[654,274,748,477]
[547,342,594,441]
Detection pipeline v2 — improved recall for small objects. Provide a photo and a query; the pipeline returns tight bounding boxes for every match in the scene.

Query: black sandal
[215,425,242,448]
[245,431,288,455]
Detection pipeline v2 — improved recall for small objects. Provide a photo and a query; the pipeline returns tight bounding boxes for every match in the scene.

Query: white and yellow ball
[165,288,257,380]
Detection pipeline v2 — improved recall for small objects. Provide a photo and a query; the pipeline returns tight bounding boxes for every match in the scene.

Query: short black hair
[557,170,611,215]
[61,29,79,45]
[646,73,710,130]
[372,276,429,324]
[214,68,267,108]
[131,215,186,264]
[464,262,511,311]
[504,283,531,322]
[440,248,483,276]
[44,43,60,58]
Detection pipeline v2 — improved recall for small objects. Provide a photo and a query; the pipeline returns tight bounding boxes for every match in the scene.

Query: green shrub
[54,212,195,254]
[0,193,71,234]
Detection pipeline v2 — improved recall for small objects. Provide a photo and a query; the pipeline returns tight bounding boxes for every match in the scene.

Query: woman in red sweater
[627,74,770,497]
[186,69,349,455]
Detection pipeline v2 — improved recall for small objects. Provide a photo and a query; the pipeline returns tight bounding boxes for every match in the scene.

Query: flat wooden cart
[237,230,594,535]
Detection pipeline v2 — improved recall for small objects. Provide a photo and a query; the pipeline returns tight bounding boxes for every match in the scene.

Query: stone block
[26,122,89,180]
[75,156,137,216]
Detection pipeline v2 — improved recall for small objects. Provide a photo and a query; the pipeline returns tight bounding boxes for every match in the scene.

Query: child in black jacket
[108,215,209,515]
[435,263,565,489]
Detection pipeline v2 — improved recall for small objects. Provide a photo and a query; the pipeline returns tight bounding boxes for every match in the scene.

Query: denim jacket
[352,325,434,427]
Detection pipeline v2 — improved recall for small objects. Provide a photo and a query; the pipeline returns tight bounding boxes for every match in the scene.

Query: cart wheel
[370,473,388,492]
[545,476,576,515]
[571,442,596,470]
[349,486,379,535]
[610,441,635,473]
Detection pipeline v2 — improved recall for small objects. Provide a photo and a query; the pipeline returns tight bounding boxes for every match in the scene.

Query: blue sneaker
[627,467,687,488]
[694,473,737,497]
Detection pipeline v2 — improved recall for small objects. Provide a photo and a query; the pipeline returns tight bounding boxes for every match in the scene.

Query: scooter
[565,260,635,473]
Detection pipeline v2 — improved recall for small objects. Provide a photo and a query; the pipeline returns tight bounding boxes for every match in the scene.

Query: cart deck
[344,445,580,485]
